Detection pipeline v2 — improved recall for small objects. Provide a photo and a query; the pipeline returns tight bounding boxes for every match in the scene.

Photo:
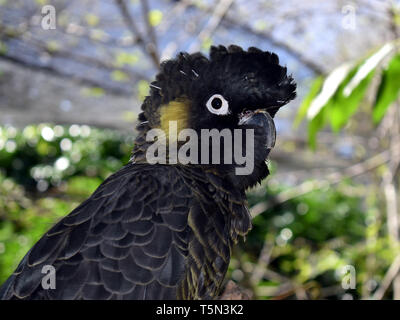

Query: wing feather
[0,164,192,300]
[0,163,249,300]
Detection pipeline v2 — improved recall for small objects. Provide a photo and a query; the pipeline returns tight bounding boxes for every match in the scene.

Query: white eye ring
[206,94,230,115]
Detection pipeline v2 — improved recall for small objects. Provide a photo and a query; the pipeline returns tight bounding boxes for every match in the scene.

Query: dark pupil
[211,97,223,109]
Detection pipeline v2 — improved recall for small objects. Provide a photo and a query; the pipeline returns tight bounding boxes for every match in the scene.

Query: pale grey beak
[238,109,276,149]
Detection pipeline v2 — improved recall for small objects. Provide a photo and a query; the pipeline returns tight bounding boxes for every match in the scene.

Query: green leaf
[327,43,393,130]
[373,54,400,123]
[46,41,59,53]
[148,10,163,27]
[201,37,213,51]
[111,70,129,82]
[329,66,375,131]
[122,111,136,123]
[85,14,100,27]
[115,52,139,67]
[294,76,323,128]
[254,20,268,31]
[66,176,102,197]
[342,43,393,97]
[308,102,328,150]
[306,62,374,147]
[305,62,354,122]
[301,43,393,146]
[0,41,8,55]
[137,80,149,101]
[81,87,105,97]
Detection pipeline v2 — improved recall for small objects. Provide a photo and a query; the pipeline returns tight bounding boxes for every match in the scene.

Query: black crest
[143,45,296,118]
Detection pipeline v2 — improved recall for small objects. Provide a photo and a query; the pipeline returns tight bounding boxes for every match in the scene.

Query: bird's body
[0,45,296,299]
[0,163,249,299]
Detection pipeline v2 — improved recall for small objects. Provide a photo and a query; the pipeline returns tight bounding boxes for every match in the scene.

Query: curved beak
[238,109,276,150]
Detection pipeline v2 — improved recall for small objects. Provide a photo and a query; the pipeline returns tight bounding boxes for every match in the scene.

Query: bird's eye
[206,94,230,115]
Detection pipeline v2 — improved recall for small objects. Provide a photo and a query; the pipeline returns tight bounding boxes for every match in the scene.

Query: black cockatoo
[0,45,296,300]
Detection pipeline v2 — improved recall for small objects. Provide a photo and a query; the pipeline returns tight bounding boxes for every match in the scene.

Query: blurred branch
[389,0,400,38]
[114,0,144,43]
[225,18,325,74]
[183,0,325,74]
[140,0,159,62]
[0,53,132,96]
[251,143,397,217]
[382,101,400,299]
[27,36,149,82]
[269,277,313,300]
[219,280,251,300]
[250,236,274,286]
[0,23,150,95]
[58,22,133,48]
[188,0,235,52]
[383,9,400,298]
[114,0,160,68]
[158,0,190,34]
[372,253,400,300]
[382,106,400,242]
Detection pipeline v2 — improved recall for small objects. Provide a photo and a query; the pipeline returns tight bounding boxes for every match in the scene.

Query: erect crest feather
[136,45,296,129]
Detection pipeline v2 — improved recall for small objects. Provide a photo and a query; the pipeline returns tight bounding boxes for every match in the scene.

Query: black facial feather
[204,45,296,117]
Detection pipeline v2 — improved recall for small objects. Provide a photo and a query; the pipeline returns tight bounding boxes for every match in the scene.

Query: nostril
[238,109,253,119]
[238,109,255,126]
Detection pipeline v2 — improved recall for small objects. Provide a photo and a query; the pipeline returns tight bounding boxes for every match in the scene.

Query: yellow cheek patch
[159,98,191,141]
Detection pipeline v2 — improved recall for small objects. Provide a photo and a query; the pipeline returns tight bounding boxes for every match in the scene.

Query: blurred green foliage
[0,123,135,284]
[0,124,133,190]
[296,42,400,148]
[0,124,396,299]
[230,180,397,299]
[291,40,400,299]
